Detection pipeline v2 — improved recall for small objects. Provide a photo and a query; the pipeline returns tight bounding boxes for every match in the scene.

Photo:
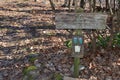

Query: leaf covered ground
[0,0,120,80]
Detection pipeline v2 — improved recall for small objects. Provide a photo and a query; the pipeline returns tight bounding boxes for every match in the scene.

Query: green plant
[27,53,38,63]
[54,73,63,80]
[29,57,37,63]
[23,75,33,80]
[97,35,110,48]
[65,40,72,48]
[96,33,120,48]
[23,66,37,75]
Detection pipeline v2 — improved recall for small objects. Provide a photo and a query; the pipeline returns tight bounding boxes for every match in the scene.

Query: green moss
[54,73,63,80]
[29,57,37,63]
[23,66,37,75]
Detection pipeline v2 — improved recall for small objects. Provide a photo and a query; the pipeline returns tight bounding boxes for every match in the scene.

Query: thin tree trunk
[93,0,96,12]
[106,0,109,10]
[113,0,116,13]
[117,2,120,33]
[49,0,55,11]
[89,0,92,12]
[99,0,102,7]
[75,0,79,12]
[92,30,97,52]
[68,0,71,11]
[108,0,113,15]
[108,15,114,48]
[80,0,85,8]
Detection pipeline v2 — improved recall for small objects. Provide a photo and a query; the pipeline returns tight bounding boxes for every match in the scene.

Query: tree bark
[34,0,37,2]
[106,0,109,11]
[117,1,120,32]
[49,0,55,11]
[93,0,96,12]
[89,0,92,12]
[80,0,85,8]
[68,0,71,11]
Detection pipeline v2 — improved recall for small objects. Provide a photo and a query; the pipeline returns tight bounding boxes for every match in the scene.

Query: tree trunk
[113,0,116,13]
[49,0,55,11]
[89,0,92,12]
[68,0,71,11]
[92,30,97,52]
[108,15,114,48]
[106,0,109,11]
[34,0,37,2]
[80,0,85,8]
[117,1,120,33]
[93,0,96,12]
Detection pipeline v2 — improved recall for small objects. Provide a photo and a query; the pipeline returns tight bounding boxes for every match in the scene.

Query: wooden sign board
[55,13,107,29]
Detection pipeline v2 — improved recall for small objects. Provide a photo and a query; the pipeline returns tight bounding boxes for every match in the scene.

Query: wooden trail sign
[55,13,107,29]
[55,13,108,78]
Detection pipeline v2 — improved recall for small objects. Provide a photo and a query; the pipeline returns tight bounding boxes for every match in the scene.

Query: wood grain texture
[55,13,107,29]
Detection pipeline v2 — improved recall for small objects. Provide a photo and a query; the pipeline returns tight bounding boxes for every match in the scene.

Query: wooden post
[92,30,96,52]
[74,56,80,78]
[73,30,82,78]
[73,1,81,78]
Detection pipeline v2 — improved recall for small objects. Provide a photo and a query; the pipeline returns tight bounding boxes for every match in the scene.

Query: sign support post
[74,56,80,78]
[73,29,82,78]
[74,1,82,77]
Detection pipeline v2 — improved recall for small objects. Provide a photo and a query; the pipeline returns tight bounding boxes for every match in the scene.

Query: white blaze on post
[75,46,81,53]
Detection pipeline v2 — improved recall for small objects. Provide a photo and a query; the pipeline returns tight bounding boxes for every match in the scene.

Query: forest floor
[0,0,120,80]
